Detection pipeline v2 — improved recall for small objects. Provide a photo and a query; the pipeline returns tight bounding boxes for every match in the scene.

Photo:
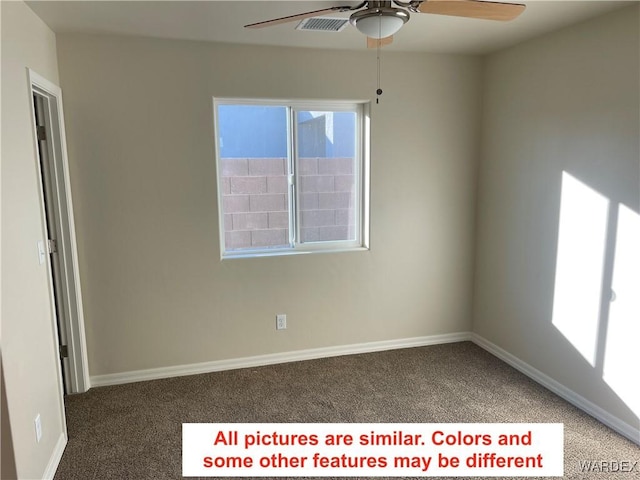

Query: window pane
[218,105,290,251]
[297,111,357,243]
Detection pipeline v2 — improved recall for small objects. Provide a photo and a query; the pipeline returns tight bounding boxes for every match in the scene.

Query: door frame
[29,69,90,394]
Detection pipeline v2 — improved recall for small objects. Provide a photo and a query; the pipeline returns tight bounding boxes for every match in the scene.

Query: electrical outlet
[35,414,42,443]
[276,314,287,330]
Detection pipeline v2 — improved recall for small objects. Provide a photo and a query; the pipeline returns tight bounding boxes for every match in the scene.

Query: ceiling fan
[245,0,526,47]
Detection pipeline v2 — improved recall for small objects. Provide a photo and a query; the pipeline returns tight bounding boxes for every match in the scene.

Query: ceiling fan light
[350,8,409,39]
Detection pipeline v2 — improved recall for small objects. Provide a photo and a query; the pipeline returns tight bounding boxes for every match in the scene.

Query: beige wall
[55,34,481,377]
[1,1,66,478]
[474,5,639,431]
[1,361,18,480]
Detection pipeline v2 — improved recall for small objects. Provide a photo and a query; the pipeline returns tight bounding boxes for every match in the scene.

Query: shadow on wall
[551,171,639,424]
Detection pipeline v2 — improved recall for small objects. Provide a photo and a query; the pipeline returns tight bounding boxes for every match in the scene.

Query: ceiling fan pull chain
[376,57,382,104]
[376,17,383,104]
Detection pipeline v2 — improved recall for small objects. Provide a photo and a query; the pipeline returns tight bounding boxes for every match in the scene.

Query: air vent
[296,17,349,32]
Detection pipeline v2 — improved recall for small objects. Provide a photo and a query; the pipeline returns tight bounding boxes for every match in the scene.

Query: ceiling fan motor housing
[350,6,410,39]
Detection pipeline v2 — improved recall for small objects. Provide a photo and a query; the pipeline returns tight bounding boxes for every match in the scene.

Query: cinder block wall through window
[221,157,355,249]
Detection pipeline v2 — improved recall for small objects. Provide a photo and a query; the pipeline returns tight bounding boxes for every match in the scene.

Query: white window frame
[214,97,370,259]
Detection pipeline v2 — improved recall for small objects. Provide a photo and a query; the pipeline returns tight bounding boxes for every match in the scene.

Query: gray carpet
[53,342,638,479]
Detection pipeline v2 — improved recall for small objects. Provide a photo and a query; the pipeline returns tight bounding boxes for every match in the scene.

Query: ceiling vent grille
[296,17,350,32]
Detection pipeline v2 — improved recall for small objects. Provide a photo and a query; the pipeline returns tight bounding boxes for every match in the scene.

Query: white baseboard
[89,331,638,445]
[43,432,67,480]
[91,332,472,387]
[471,333,640,446]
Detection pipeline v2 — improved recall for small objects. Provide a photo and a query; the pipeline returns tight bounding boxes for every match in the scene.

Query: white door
[30,70,90,394]
[33,92,72,393]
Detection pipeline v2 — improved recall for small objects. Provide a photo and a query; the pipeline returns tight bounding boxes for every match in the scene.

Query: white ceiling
[26,0,634,54]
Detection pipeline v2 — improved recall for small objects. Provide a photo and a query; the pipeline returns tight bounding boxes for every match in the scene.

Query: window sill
[221,245,370,261]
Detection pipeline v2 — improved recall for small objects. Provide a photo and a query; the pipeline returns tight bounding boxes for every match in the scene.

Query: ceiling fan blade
[418,0,525,21]
[367,36,394,48]
[245,7,350,29]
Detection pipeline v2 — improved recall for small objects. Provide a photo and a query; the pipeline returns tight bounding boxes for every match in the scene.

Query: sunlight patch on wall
[552,172,609,366]
[603,203,639,416]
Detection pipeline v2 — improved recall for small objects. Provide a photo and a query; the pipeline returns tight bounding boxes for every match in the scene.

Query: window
[214,98,370,258]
